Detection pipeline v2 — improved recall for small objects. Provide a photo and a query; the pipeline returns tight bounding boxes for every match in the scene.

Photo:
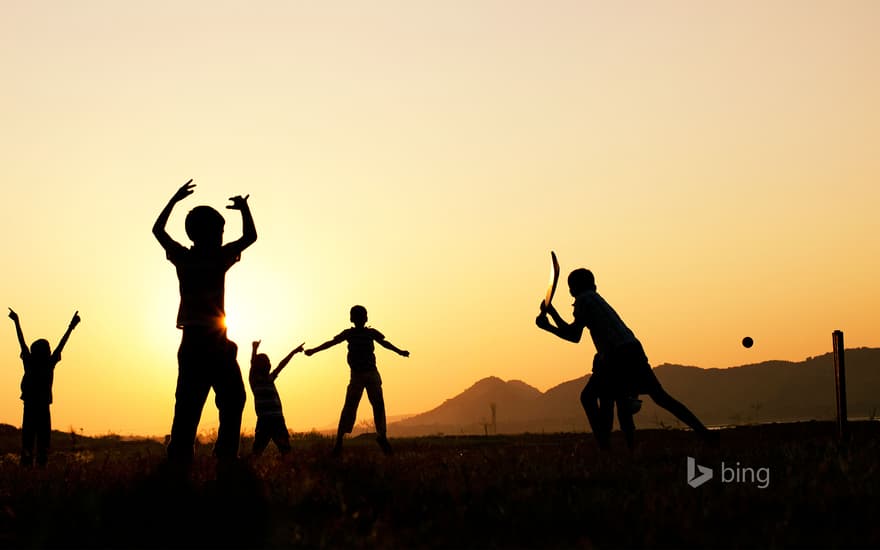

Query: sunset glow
[1,1,878,438]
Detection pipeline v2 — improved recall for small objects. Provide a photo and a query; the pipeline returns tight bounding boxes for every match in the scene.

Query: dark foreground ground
[0,421,878,549]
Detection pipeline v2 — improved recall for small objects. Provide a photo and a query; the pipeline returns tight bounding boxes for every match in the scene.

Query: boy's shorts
[348,370,383,391]
[593,342,662,397]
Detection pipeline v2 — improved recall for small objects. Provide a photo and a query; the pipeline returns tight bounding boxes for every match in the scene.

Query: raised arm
[152,179,195,251]
[271,342,305,380]
[535,302,584,343]
[54,311,81,358]
[8,308,28,355]
[251,340,261,364]
[377,337,409,357]
[225,194,257,253]
[304,334,345,357]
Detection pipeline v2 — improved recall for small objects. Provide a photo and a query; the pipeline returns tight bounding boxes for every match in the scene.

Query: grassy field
[0,421,878,549]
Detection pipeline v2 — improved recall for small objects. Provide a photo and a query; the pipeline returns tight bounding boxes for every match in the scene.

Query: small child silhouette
[249,340,303,458]
[305,305,409,456]
[8,308,80,467]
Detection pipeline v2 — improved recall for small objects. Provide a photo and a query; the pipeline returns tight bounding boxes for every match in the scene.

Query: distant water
[706,416,878,430]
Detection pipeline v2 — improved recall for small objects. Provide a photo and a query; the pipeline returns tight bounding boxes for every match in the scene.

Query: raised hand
[70,311,81,328]
[8,308,18,322]
[252,340,261,351]
[171,179,195,203]
[226,194,250,211]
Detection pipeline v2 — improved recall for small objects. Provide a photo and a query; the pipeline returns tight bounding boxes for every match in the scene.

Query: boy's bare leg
[274,419,292,455]
[580,379,612,449]
[366,383,392,455]
[616,400,636,450]
[20,403,37,467]
[332,429,344,456]
[251,418,270,457]
[647,386,718,446]
[647,387,708,434]
[167,383,211,466]
[334,381,365,456]
[35,406,50,467]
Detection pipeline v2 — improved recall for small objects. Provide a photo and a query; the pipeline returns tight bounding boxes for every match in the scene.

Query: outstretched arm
[153,180,195,251]
[377,338,409,357]
[8,308,28,355]
[535,302,583,343]
[54,311,81,358]
[304,335,344,357]
[271,342,305,380]
[226,194,257,253]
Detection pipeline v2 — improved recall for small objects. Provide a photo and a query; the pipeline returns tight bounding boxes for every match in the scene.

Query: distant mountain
[390,348,880,436]
[0,423,165,455]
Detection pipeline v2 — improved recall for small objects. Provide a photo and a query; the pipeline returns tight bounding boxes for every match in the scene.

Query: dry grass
[0,422,878,549]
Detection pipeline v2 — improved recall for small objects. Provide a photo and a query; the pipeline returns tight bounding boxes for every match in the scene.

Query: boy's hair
[252,353,271,373]
[350,305,368,324]
[568,268,597,293]
[30,339,51,358]
[185,206,225,245]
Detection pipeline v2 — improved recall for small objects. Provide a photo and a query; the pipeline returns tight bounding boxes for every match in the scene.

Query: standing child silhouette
[153,179,256,467]
[249,340,303,458]
[305,305,409,456]
[8,308,80,466]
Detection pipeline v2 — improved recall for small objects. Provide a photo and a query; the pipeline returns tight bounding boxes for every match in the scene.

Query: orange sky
[1,1,878,437]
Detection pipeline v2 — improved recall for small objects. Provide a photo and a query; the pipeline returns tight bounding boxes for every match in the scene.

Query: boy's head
[30,338,51,360]
[350,305,368,326]
[185,206,225,247]
[251,353,271,375]
[568,268,597,296]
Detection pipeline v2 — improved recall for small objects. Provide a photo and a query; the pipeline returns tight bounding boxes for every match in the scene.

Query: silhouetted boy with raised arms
[8,308,80,466]
[536,268,715,450]
[249,339,303,458]
[153,179,256,468]
[305,305,409,456]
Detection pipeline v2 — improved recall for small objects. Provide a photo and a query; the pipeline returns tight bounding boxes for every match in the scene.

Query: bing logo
[687,456,713,488]
[686,456,770,489]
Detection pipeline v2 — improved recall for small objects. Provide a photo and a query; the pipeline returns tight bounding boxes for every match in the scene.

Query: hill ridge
[390,348,880,436]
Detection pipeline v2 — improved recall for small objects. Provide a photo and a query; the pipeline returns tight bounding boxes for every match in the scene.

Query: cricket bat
[544,250,560,308]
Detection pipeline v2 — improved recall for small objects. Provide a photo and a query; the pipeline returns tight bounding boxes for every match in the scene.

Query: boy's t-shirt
[20,351,61,404]
[338,327,384,373]
[249,372,284,418]
[572,290,638,356]
[165,243,240,329]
